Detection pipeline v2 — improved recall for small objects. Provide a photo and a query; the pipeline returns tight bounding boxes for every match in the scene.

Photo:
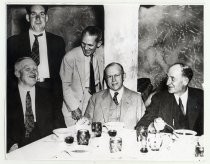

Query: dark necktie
[89,55,96,95]
[31,34,43,65]
[25,91,35,138]
[179,98,185,115]
[113,92,119,105]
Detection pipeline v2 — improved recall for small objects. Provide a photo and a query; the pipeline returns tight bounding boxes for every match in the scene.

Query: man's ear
[45,14,48,22]
[183,77,189,86]
[26,14,30,22]
[97,41,102,48]
[14,70,20,78]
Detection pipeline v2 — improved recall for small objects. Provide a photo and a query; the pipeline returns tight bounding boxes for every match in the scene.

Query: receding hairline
[104,63,124,76]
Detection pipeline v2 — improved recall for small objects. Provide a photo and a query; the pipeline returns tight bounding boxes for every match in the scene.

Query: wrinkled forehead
[19,59,37,69]
[106,64,123,75]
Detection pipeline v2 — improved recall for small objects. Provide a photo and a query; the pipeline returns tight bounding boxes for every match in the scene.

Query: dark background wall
[138,5,203,90]
[7,5,104,52]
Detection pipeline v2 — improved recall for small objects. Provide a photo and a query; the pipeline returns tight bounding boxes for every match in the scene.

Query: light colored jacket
[60,46,104,122]
[84,87,146,129]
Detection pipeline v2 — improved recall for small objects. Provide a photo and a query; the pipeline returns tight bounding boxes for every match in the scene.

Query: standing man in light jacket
[60,26,104,126]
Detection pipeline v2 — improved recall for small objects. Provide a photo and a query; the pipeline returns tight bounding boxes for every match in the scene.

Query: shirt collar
[18,84,35,93]
[29,29,45,38]
[109,86,124,100]
[174,87,188,103]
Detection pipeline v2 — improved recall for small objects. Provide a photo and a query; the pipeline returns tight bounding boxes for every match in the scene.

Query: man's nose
[166,78,171,85]
[35,15,41,20]
[84,45,89,50]
[112,76,116,82]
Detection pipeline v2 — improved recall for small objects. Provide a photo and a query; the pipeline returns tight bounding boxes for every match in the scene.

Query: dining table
[6,125,204,161]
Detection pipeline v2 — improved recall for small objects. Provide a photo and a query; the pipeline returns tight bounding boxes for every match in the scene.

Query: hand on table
[76,117,91,126]
[154,117,166,132]
[71,108,82,120]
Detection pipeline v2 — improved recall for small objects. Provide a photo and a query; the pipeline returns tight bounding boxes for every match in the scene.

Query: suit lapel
[20,32,31,57]
[15,86,25,126]
[46,32,52,75]
[75,48,85,87]
[120,87,132,120]
[100,89,112,122]
[187,88,199,129]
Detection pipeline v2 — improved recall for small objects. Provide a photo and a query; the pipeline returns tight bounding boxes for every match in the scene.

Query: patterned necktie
[113,92,119,105]
[89,55,96,95]
[31,34,43,65]
[179,97,185,115]
[25,91,35,138]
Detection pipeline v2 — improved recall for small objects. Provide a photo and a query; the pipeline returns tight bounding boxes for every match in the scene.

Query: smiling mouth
[29,74,36,79]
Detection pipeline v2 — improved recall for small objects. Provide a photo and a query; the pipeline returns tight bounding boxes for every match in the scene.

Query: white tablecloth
[6,128,204,161]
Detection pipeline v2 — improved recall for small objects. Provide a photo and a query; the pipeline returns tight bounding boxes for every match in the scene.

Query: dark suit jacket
[136,87,203,135]
[7,84,64,152]
[7,31,66,127]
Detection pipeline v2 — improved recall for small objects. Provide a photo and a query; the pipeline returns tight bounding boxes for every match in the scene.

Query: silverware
[63,150,72,156]
[165,123,179,138]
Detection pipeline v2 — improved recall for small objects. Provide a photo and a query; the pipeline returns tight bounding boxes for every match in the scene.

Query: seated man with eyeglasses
[84,62,146,129]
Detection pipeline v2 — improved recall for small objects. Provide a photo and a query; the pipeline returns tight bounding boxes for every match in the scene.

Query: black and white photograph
[1,0,210,163]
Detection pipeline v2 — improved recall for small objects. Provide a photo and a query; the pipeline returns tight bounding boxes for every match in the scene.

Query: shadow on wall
[7,5,104,52]
[138,5,203,90]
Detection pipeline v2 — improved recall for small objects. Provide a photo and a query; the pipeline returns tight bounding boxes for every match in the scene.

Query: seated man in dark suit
[7,57,65,153]
[136,63,203,136]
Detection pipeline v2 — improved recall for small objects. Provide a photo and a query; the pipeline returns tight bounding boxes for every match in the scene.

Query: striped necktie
[25,91,35,138]
[31,33,43,65]
[113,92,119,105]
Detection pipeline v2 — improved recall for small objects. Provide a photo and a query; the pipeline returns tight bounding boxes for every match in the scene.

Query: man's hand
[154,117,166,132]
[71,108,82,120]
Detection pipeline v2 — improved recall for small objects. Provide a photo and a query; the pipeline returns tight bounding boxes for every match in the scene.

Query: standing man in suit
[136,63,204,135]
[7,5,66,127]
[84,62,146,129]
[60,26,104,126]
[7,57,63,153]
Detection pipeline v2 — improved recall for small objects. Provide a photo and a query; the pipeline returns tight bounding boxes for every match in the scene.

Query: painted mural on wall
[138,5,203,90]
[7,5,104,52]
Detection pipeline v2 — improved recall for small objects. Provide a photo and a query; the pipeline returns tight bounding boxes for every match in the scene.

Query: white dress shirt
[174,88,188,115]
[85,53,100,87]
[18,85,36,122]
[29,29,50,80]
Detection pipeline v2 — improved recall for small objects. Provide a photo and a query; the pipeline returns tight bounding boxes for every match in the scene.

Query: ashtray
[65,136,74,144]
[108,130,117,137]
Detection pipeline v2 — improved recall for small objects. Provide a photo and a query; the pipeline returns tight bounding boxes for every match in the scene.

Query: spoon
[164,123,179,138]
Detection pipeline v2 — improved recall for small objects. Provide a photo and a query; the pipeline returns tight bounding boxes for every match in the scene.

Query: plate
[174,129,197,136]
[53,128,75,141]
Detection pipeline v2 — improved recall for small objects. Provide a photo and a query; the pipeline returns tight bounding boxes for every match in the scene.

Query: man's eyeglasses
[106,74,123,80]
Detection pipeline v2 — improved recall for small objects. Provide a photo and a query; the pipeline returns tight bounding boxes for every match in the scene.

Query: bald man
[84,62,146,129]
